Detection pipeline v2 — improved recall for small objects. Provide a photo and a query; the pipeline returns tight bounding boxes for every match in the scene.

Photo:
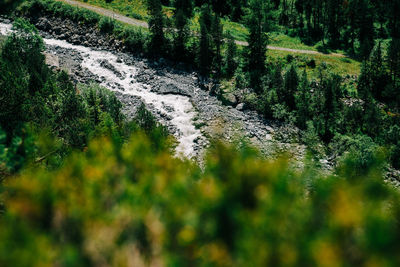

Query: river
[0,19,305,162]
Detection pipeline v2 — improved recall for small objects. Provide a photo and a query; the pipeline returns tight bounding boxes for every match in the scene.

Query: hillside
[1,0,400,266]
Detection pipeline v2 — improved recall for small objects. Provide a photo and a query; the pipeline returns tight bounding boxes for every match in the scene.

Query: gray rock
[236,103,245,111]
[224,93,237,106]
[99,59,124,79]
[154,82,191,97]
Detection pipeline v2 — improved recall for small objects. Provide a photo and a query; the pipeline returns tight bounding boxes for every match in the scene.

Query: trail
[57,0,345,57]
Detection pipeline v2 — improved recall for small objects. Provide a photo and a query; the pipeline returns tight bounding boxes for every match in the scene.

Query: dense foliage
[1,134,400,266]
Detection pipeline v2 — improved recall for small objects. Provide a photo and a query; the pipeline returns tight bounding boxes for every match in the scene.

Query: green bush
[1,135,400,266]
[391,142,400,169]
[98,17,115,33]
[302,121,324,159]
[118,27,146,53]
[330,134,384,177]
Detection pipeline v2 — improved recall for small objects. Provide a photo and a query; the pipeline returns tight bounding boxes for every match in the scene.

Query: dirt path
[58,0,148,28]
[57,0,345,57]
[235,40,345,57]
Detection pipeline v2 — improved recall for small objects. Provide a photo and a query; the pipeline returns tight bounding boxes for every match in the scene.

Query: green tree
[273,63,285,103]
[173,0,194,60]
[147,0,166,54]
[295,70,311,129]
[211,14,223,77]
[244,0,270,94]
[356,0,375,59]
[0,18,48,137]
[368,42,388,100]
[223,32,238,77]
[198,4,213,75]
[283,65,299,110]
[321,74,342,142]
[388,38,400,86]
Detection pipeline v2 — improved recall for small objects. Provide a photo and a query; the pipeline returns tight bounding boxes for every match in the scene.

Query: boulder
[224,93,237,106]
[236,103,245,111]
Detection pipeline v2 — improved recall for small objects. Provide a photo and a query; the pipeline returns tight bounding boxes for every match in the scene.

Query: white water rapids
[0,22,201,158]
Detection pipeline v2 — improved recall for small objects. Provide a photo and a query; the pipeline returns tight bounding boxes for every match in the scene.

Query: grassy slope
[267,49,361,77]
[78,0,149,20]
[33,0,358,81]
[75,0,329,51]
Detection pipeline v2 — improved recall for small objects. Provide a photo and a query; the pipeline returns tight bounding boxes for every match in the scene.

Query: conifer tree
[173,0,194,60]
[273,63,284,100]
[198,4,213,75]
[388,38,400,85]
[368,42,388,99]
[244,0,270,94]
[224,32,238,78]
[362,95,382,138]
[211,14,223,78]
[295,70,311,129]
[174,0,193,18]
[321,74,341,142]
[356,0,375,59]
[357,61,373,101]
[283,65,299,110]
[147,0,165,54]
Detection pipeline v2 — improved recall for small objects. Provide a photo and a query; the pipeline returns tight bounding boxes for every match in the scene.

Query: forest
[1,0,400,266]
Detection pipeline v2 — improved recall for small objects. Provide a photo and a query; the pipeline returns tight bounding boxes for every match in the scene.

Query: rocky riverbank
[3,15,400,187]
[33,16,310,160]
[1,15,316,167]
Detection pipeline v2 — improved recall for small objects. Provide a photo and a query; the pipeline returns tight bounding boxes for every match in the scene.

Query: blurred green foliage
[1,135,400,266]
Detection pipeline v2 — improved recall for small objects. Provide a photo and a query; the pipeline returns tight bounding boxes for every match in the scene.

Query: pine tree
[211,0,228,16]
[273,63,284,100]
[386,37,400,107]
[357,61,372,100]
[326,0,342,47]
[388,38,400,84]
[356,0,375,59]
[198,4,213,75]
[228,0,246,21]
[295,70,311,129]
[223,32,237,78]
[343,0,358,55]
[211,14,223,78]
[173,0,194,60]
[173,9,190,60]
[173,0,193,18]
[321,74,341,142]
[362,95,382,138]
[147,0,165,54]
[368,42,388,100]
[283,65,299,110]
[244,0,270,94]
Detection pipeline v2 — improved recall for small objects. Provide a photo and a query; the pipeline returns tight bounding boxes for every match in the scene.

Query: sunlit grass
[267,49,361,78]
[76,0,149,20]
[73,0,330,53]
[268,32,317,51]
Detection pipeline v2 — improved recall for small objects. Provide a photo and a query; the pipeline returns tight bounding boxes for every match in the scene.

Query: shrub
[391,142,400,169]
[330,134,384,177]
[98,17,115,33]
[302,121,324,159]
[307,58,316,68]
[119,27,146,53]
[1,135,400,266]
